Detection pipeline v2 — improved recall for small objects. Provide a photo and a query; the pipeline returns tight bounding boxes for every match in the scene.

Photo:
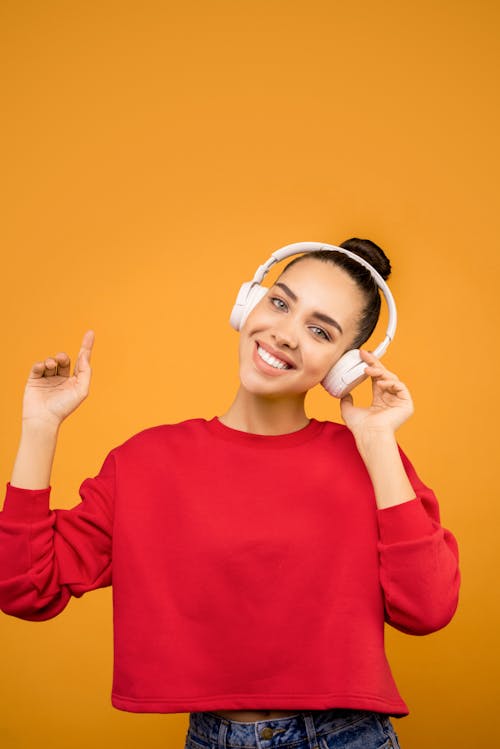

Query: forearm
[355,430,416,510]
[10,420,60,490]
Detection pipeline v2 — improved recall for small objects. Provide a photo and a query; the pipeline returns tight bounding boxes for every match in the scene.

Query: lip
[255,340,296,369]
[252,342,291,376]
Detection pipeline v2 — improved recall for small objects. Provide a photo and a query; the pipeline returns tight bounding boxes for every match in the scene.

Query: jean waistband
[189,708,381,747]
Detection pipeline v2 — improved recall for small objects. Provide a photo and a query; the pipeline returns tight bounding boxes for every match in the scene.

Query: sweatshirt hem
[111,691,409,717]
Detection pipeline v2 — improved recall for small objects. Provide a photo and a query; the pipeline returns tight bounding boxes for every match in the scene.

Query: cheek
[238,331,253,362]
[307,347,342,377]
[241,301,269,332]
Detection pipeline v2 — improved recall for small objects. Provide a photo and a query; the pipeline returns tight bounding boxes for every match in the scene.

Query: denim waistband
[188,708,385,747]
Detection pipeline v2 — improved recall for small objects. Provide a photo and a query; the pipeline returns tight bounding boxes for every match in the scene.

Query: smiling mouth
[255,342,293,370]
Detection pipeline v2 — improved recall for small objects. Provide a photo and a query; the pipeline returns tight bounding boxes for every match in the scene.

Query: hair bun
[339,237,391,281]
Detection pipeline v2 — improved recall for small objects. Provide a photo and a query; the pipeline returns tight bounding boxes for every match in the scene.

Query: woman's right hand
[21,330,95,429]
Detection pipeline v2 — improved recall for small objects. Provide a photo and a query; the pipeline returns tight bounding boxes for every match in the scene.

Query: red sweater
[0,417,460,716]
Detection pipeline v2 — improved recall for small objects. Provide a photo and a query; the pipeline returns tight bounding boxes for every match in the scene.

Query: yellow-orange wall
[1,2,498,747]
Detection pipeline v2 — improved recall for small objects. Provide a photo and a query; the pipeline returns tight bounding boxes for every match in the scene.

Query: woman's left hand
[340,349,414,439]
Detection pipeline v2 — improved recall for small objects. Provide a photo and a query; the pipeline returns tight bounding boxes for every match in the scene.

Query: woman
[0,238,460,749]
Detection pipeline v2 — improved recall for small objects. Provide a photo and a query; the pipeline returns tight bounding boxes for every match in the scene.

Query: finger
[43,357,59,377]
[359,352,413,402]
[359,349,380,363]
[363,359,397,379]
[380,380,406,393]
[364,363,384,374]
[371,372,402,388]
[375,378,410,398]
[81,330,95,358]
[340,392,354,415]
[365,365,391,381]
[29,361,47,379]
[367,369,401,388]
[74,330,95,377]
[359,349,396,373]
[53,352,71,377]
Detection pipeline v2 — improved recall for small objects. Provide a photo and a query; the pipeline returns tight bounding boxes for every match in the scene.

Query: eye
[309,326,330,341]
[269,297,332,341]
[269,296,287,311]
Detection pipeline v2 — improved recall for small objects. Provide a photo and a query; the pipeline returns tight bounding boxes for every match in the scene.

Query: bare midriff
[211,710,301,722]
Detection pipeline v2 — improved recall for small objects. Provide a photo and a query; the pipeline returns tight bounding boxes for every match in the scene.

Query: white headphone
[230,241,397,398]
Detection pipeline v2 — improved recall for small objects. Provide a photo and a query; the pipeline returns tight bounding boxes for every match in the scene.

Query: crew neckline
[204,416,326,447]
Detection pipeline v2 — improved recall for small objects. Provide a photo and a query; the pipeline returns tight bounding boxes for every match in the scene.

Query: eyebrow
[273,282,344,335]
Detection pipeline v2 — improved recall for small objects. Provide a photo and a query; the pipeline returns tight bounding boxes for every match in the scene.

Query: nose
[271,321,298,349]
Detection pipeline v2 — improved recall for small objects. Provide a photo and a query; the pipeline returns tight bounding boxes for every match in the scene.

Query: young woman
[0,239,460,749]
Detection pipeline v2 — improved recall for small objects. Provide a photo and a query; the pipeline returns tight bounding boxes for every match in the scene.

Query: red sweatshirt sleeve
[0,449,116,622]
[376,445,460,636]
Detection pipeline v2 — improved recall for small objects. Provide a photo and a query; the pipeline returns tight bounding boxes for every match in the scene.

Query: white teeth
[257,345,291,370]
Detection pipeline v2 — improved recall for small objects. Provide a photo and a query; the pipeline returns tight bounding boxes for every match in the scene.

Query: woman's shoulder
[315,417,354,439]
[110,417,211,453]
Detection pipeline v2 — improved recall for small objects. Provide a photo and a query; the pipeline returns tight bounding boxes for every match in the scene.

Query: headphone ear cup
[321,349,369,398]
[230,283,268,331]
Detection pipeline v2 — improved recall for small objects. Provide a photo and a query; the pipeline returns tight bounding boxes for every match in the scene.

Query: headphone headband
[250,241,397,358]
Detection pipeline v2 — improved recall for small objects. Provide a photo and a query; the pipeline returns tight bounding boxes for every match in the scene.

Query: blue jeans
[185,709,402,748]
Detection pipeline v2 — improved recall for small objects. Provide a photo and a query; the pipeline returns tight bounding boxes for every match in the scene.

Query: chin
[239,368,305,398]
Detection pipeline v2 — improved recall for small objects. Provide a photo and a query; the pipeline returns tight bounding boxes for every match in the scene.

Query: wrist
[353,431,416,510]
[21,417,61,439]
[354,427,397,456]
[12,419,60,490]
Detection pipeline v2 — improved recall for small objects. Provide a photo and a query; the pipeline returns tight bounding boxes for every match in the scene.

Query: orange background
[0,2,498,747]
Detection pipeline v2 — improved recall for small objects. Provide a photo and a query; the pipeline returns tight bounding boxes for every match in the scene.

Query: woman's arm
[10,421,59,490]
[340,348,427,510]
[374,445,461,635]
[0,450,116,621]
[0,331,114,621]
[354,429,416,510]
[340,349,460,634]
[9,330,94,490]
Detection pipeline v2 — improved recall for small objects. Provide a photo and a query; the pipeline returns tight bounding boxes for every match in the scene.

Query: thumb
[74,330,94,377]
[73,350,92,398]
[77,347,91,372]
[340,392,353,415]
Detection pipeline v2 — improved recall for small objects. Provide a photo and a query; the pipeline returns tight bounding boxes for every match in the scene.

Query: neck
[218,385,310,435]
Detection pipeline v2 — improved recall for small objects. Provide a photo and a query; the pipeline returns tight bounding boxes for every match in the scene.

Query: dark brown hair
[277,238,391,350]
